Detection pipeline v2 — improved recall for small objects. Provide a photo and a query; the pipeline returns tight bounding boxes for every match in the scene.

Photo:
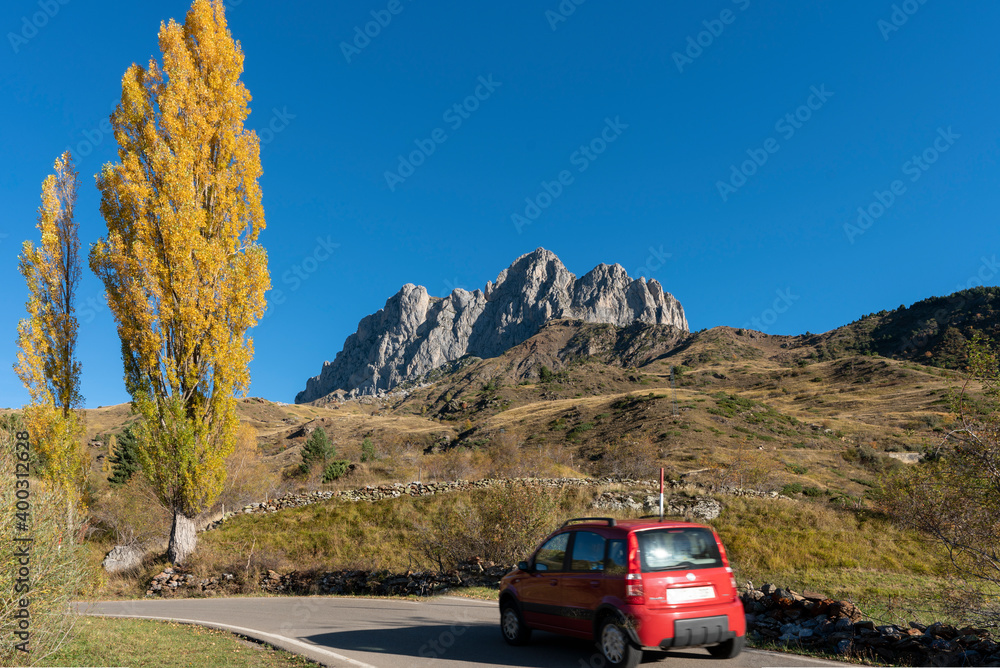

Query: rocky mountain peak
[295,249,688,403]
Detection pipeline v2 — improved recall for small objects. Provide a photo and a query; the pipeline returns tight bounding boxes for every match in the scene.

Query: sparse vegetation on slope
[73,290,1000,635]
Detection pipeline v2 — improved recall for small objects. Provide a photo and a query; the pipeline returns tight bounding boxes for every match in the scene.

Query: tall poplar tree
[14,150,88,506]
[90,0,269,563]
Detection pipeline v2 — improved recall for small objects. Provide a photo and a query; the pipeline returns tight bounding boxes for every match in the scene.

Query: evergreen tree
[301,427,333,471]
[108,425,141,487]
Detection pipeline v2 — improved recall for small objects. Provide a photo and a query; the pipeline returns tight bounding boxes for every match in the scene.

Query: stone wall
[145,558,509,598]
[742,583,1000,666]
[204,476,775,531]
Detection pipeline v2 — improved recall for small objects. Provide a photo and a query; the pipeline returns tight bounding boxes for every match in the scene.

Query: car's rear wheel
[598,617,641,668]
[706,635,745,659]
[499,601,532,646]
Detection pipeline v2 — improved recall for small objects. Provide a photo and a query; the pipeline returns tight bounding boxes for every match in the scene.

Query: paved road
[77,597,848,668]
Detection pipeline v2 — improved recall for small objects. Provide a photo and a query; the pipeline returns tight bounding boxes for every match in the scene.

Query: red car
[499,517,746,668]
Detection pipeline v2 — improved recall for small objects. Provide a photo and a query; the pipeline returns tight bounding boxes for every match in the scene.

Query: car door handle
[548,579,558,586]
[589,580,601,587]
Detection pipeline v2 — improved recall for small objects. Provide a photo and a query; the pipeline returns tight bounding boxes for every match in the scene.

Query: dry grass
[48,616,319,667]
[86,484,957,618]
[712,496,944,576]
[76,325,985,627]
[76,343,962,506]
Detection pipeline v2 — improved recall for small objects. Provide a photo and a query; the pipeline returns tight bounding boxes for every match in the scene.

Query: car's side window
[569,531,607,572]
[534,532,570,572]
[606,539,627,575]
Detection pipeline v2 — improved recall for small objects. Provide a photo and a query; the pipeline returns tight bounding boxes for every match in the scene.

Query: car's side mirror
[517,560,532,572]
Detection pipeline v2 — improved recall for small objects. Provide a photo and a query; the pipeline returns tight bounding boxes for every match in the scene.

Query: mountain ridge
[295,248,688,403]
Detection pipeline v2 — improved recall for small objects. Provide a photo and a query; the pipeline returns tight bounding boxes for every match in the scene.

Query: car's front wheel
[706,635,745,659]
[598,616,641,668]
[499,601,532,646]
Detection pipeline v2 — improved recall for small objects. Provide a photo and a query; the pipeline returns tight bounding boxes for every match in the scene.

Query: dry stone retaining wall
[145,559,508,598]
[742,584,1000,666]
[205,476,779,531]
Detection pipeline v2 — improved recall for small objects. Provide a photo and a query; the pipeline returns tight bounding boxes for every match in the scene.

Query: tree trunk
[167,510,197,564]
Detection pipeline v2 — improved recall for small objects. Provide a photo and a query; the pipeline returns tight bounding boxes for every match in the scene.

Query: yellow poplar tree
[14,150,88,509]
[90,0,269,563]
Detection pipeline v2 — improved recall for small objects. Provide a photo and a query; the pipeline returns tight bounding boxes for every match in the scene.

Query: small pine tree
[322,460,350,482]
[108,425,140,487]
[301,427,334,471]
[361,437,376,463]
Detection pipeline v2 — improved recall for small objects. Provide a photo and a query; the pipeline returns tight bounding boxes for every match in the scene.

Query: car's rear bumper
[626,599,746,649]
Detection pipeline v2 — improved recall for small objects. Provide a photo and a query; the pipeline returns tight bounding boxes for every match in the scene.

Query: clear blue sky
[2,0,998,409]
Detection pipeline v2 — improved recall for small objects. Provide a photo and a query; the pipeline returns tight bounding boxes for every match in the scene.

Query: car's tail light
[715,532,730,564]
[726,566,739,601]
[625,533,644,604]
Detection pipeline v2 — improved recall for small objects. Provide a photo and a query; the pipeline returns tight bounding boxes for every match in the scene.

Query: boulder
[102,544,144,574]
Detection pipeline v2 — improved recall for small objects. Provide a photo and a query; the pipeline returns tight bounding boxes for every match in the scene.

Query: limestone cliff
[295,249,688,402]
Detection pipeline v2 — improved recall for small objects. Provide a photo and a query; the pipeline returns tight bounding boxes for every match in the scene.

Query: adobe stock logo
[716,85,834,202]
[442,277,469,294]
[511,116,628,234]
[544,0,587,31]
[8,0,70,54]
[877,0,929,41]
[257,107,296,147]
[634,245,671,280]
[743,288,799,333]
[263,235,340,320]
[843,126,959,244]
[384,75,501,192]
[62,102,116,164]
[672,0,751,74]
[340,0,415,63]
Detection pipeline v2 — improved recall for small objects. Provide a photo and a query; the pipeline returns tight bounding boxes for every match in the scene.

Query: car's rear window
[636,528,723,572]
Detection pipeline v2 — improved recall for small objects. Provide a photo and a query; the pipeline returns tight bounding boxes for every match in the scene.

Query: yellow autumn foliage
[90,0,269,523]
[14,151,88,507]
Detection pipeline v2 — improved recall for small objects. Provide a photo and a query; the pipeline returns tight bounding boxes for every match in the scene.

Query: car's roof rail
[561,517,617,528]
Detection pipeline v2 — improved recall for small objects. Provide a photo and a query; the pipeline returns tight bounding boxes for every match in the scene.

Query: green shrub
[360,437,376,463]
[856,444,883,471]
[780,483,803,496]
[417,484,558,569]
[322,460,350,482]
[566,423,594,439]
[802,486,825,497]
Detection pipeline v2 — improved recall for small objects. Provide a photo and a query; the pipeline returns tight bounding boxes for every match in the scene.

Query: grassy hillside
[811,286,1000,368]
[72,310,977,539]
[26,286,992,628]
[96,481,961,625]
